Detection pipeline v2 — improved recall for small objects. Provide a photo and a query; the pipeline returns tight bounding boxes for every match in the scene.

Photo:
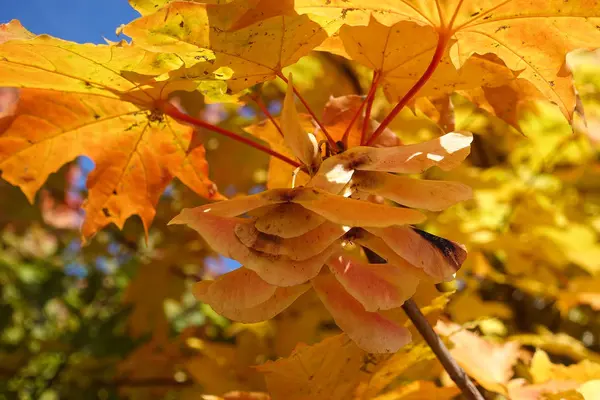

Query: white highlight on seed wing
[406,151,423,161]
[325,164,354,184]
[426,153,444,161]
[440,131,473,153]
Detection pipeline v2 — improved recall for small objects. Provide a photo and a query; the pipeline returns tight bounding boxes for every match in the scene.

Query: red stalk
[340,71,380,147]
[340,100,365,147]
[250,94,284,137]
[161,101,301,168]
[366,34,449,146]
[360,70,381,145]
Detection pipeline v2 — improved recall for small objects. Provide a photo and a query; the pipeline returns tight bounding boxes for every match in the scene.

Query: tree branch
[363,247,484,400]
[401,299,485,400]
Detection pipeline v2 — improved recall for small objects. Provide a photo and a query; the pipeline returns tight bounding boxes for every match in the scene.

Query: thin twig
[341,71,381,147]
[362,249,483,399]
[277,72,337,149]
[250,94,284,137]
[340,98,365,147]
[360,70,380,145]
[160,101,300,168]
[402,299,485,400]
[367,34,450,145]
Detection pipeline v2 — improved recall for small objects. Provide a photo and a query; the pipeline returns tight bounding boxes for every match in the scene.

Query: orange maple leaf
[0,23,222,239]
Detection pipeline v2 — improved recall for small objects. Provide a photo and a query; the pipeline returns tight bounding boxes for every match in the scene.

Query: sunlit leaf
[124,2,333,92]
[292,0,600,120]
[0,25,220,238]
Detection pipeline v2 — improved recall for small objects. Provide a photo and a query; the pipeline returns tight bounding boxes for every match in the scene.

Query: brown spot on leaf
[277,188,299,202]
[413,228,466,270]
[344,152,370,170]
[148,109,164,123]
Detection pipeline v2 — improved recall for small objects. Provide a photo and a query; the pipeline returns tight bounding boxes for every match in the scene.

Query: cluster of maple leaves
[2,0,600,398]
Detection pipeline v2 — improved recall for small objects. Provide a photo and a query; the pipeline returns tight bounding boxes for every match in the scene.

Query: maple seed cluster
[170,77,474,354]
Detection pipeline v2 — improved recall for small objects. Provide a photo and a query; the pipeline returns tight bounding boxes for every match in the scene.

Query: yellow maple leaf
[0,24,222,239]
[128,0,263,35]
[328,18,516,101]
[123,2,336,93]
[355,343,437,398]
[258,334,447,400]
[129,0,216,15]
[257,334,376,400]
[289,0,600,120]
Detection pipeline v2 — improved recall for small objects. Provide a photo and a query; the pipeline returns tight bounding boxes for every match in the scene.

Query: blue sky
[1,0,139,44]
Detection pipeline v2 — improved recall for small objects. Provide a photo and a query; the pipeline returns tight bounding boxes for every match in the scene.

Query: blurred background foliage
[0,48,599,400]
